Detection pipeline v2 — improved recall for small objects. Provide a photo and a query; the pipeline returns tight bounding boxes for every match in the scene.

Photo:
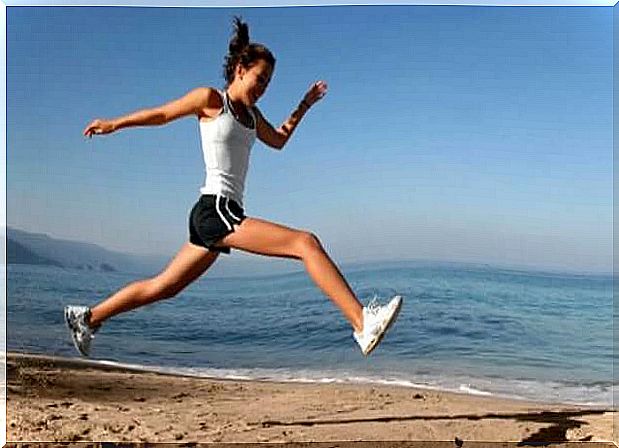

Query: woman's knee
[295,231,323,257]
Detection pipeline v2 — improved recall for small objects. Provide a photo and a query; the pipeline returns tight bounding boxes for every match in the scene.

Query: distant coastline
[3,226,612,279]
[5,227,165,275]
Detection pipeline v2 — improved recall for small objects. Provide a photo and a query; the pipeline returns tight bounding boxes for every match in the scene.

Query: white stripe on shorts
[215,195,233,231]
[225,197,242,223]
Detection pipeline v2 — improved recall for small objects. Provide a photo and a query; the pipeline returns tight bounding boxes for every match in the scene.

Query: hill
[6,228,166,274]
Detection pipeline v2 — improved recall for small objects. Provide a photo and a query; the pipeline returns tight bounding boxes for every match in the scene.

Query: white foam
[78,358,614,407]
[459,384,493,396]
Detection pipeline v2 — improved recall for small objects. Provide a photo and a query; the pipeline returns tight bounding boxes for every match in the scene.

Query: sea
[7,261,615,407]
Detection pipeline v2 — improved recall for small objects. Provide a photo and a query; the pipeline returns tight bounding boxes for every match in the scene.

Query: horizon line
[4,225,613,278]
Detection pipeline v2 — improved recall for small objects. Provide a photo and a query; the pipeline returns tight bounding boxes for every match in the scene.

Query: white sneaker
[353,295,403,356]
[64,305,97,357]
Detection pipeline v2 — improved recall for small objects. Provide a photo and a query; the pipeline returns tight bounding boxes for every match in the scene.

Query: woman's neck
[226,85,246,109]
[225,87,253,127]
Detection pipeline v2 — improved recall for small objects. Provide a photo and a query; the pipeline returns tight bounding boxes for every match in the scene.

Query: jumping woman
[65,17,402,358]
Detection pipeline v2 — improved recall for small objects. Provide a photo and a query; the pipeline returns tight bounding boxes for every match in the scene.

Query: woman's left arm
[256,81,327,150]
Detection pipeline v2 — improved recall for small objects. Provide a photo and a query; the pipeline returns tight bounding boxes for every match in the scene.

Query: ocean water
[7,261,614,406]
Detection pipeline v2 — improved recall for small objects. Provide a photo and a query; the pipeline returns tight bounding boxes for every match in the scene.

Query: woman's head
[223,17,276,105]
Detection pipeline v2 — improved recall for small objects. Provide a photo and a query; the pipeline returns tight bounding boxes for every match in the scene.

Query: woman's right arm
[83,87,214,138]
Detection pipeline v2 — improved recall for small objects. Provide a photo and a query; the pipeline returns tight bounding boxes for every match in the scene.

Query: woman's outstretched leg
[65,242,218,356]
[89,243,219,326]
[218,217,364,332]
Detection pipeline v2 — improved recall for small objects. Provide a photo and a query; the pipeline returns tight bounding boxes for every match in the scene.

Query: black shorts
[188,194,246,254]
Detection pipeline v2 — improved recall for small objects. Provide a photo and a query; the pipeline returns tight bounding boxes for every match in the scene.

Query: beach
[7,352,614,444]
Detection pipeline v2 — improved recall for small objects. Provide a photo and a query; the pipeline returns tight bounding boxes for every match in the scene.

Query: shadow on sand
[259,409,610,445]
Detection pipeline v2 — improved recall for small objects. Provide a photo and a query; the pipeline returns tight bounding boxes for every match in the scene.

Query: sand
[6,352,615,444]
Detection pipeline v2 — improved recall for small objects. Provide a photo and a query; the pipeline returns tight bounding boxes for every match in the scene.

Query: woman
[65,17,402,358]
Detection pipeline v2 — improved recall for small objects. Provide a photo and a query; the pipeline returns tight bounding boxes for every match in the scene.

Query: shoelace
[366,296,382,316]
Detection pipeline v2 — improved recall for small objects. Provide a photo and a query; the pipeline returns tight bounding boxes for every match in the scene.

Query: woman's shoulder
[190,86,224,108]
[191,87,225,121]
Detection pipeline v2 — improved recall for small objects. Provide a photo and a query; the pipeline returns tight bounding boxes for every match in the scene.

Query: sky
[6,5,614,273]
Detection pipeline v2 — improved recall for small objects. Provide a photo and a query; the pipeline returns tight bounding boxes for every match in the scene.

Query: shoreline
[6,351,612,408]
[7,351,615,443]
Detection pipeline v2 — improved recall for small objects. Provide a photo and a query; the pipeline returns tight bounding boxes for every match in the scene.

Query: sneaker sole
[363,296,403,356]
[64,307,89,357]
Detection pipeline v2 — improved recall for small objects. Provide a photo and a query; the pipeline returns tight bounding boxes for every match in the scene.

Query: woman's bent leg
[218,217,364,332]
[89,242,219,327]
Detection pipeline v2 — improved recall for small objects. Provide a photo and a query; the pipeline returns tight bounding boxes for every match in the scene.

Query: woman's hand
[303,80,328,108]
[83,119,116,138]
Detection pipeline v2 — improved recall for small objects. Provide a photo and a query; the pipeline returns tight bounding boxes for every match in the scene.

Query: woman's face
[234,59,273,106]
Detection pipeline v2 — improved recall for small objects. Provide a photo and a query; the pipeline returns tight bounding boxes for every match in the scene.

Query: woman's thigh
[154,242,219,293]
[217,217,311,259]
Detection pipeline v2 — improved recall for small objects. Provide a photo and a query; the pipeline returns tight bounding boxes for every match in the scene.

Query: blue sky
[6,5,613,273]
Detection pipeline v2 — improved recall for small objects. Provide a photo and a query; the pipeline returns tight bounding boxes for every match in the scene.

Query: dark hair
[223,17,276,86]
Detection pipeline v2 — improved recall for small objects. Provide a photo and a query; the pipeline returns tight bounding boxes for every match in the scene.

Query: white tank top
[198,90,257,206]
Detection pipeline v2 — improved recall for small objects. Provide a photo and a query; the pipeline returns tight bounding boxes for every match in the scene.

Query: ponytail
[223,16,276,86]
[228,17,250,56]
